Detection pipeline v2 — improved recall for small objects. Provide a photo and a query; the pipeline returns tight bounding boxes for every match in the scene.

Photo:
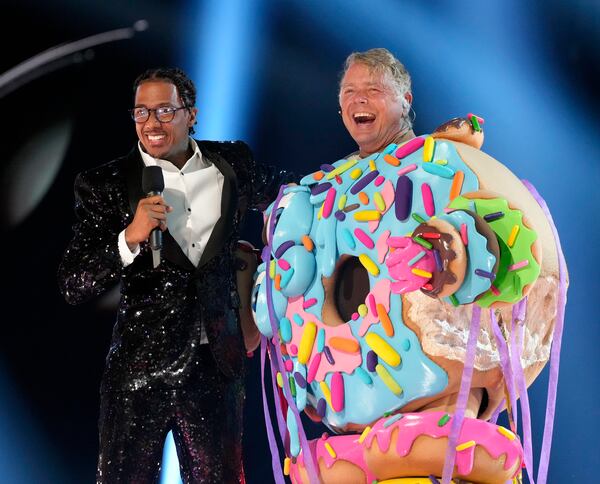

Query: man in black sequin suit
[58,67,295,483]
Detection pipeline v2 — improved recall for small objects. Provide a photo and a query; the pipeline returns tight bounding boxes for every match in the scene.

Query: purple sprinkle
[475,268,496,280]
[433,249,442,271]
[350,170,379,195]
[395,175,413,221]
[323,346,335,365]
[483,211,504,222]
[274,240,295,258]
[366,350,378,372]
[320,163,335,172]
[334,210,346,221]
[294,371,307,389]
[317,398,326,417]
[311,182,332,196]
[343,203,360,213]
[428,476,441,484]
[261,245,271,263]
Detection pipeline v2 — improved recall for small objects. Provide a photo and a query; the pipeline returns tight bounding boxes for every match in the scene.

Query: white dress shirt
[118,138,224,344]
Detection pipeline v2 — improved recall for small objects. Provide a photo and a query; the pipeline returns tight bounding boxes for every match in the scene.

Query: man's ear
[403,92,413,116]
[188,107,198,128]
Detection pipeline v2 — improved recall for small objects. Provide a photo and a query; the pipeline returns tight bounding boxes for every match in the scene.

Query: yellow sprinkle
[434,159,448,165]
[507,224,520,247]
[369,159,377,171]
[373,192,386,211]
[338,194,347,210]
[298,322,317,364]
[411,268,432,278]
[354,210,381,222]
[324,442,337,458]
[269,260,276,279]
[317,202,324,220]
[375,364,403,395]
[276,372,283,388]
[325,159,358,179]
[423,136,435,162]
[456,440,477,451]
[350,168,363,179]
[366,333,401,366]
[359,253,380,276]
[497,426,516,441]
[358,426,372,444]
[283,457,291,476]
[358,304,368,317]
[320,380,334,410]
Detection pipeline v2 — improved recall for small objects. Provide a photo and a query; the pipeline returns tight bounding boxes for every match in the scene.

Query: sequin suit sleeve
[58,161,129,305]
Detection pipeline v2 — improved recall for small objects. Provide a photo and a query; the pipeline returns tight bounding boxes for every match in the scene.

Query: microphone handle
[147,190,163,251]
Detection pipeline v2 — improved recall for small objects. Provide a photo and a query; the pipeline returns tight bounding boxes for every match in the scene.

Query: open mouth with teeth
[145,132,167,147]
[353,112,376,125]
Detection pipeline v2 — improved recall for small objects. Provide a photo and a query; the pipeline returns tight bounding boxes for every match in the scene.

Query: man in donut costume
[252,49,567,484]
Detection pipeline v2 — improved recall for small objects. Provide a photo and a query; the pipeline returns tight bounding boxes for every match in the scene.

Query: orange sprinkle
[376,304,395,337]
[302,235,314,252]
[359,192,370,205]
[313,171,325,181]
[449,170,465,201]
[383,154,400,166]
[275,273,282,291]
[329,337,360,353]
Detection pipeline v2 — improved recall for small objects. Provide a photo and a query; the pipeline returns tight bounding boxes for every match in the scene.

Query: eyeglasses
[130,105,189,123]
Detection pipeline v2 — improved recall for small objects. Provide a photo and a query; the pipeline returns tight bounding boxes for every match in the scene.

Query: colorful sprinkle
[422,162,455,178]
[276,372,283,388]
[374,175,385,187]
[449,171,465,201]
[456,440,476,451]
[507,225,520,247]
[329,337,360,353]
[413,236,433,249]
[438,414,451,426]
[353,228,375,250]
[359,253,380,276]
[375,364,403,395]
[275,240,295,258]
[422,232,441,239]
[423,136,435,162]
[302,235,314,252]
[434,159,448,165]
[470,115,481,132]
[367,293,377,314]
[293,314,304,326]
[280,317,292,343]
[294,371,307,389]
[475,269,496,280]
[319,380,333,410]
[316,398,326,417]
[354,210,381,222]
[350,170,380,194]
[358,192,370,205]
[497,426,516,440]
[323,346,335,365]
[283,457,291,476]
[397,163,418,176]
[322,187,336,218]
[307,353,322,383]
[343,203,361,213]
[460,223,468,245]
[278,259,291,270]
[373,192,386,211]
[369,159,377,171]
[412,268,432,279]
[421,183,435,216]
[383,154,400,166]
[330,372,344,412]
[325,159,358,179]
[412,213,426,223]
[320,163,335,172]
[508,260,530,271]
[402,339,411,351]
[303,298,317,309]
[484,211,504,222]
[311,182,332,196]
[355,367,373,385]
[433,249,442,271]
[350,168,363,180]
[395,176,413,221]
[448,294,459,307]
[394,136,425,159]
[341,228,356,249]
[351,312,359,320]
[376,304,394,337]
[365,333,401,366]
[274,273,282,291]
[324,442,337,459]
[366,350,378,372]
[358,304,368,317]
[338,194,347,210]
[358,426,372,444]
[408,251,426,266]
[316,328,325,352]
[334,210,346,221]
[384,414,404,427]
[490,284,501,296]
[298,322,317,364]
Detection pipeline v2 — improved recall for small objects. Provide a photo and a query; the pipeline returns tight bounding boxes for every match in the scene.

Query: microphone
[142,166,165,268]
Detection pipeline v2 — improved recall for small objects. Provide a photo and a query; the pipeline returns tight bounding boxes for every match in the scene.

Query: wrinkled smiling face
[339,62,407,157]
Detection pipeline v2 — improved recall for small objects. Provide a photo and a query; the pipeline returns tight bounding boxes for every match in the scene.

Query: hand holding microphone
[124,166,171,267]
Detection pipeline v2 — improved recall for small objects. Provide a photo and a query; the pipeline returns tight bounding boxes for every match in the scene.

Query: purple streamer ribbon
[522,180,568,484]
[441,305,482,484]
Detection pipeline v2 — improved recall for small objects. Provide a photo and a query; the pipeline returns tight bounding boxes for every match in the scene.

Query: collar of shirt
[137,138,211,172]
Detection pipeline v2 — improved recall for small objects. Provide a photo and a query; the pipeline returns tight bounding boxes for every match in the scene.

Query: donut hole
[334,256,370,323]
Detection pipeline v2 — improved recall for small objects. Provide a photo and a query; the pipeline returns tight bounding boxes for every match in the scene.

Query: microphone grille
[142,166,165,194]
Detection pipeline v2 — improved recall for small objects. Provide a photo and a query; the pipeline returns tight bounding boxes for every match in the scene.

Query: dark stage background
[1,1,598,482]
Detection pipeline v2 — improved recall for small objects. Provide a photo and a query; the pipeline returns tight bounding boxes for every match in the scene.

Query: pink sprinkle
[367,294,377,315]
[354,228,375,249]
[303,298,317,309]
[351,312,359,320]
[421,183,435,216]
[284,359,294,372]
[467,112,485,124]
[322,187,336,218]
[508,260,530,271]
[289,344,298,356]
[397,163,418,176]
[330,372,345,412]
[460,223,468,246]
[278,259,291,270]
[490,284,500,296]
[395,137,425,159]
[307,352,322,383]
[374,175,385,187]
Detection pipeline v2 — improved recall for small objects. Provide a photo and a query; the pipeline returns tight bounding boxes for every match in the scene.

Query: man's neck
[358,129,416,158]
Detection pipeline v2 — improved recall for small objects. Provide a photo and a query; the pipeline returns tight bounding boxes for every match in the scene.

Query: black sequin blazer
[58,141,293,393]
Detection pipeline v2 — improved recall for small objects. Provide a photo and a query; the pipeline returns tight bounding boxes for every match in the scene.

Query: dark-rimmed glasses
[130,105,189,123]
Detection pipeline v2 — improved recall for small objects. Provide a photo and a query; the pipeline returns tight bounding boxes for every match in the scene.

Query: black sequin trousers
[96,347,245,484]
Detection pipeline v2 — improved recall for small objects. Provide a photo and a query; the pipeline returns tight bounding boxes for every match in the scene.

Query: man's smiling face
[339,62,408,157]
[134,80,196,163]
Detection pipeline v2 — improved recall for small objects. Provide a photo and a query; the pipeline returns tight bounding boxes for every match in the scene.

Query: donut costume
[252,116,567,484]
